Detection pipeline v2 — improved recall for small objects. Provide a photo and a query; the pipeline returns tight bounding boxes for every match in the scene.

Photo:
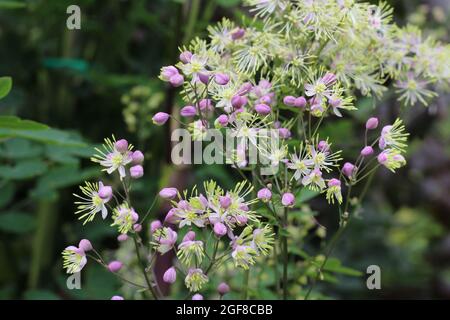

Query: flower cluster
[152,180,274,294]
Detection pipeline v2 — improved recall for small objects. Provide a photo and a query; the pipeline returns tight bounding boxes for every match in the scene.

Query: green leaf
[323,258,363,277]
[1,138,43,159]
[0,182,15,208]
[0,211,36,234]
[0,116,48,130]
[0,159,47,180]
[0,77,12,99]
[296,188,320,203]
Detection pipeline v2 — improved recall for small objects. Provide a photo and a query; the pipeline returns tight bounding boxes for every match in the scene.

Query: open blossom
[231,245,257,270]
[325,179,343,204]
[178,240,205,265]
[172,197,207,228]
[302,168,326,191]
[74,181,112,224]
[378,118,409,152]
[152,227,178,254]
[62,246,87,274]
[251,225,274,256]
[377,149,407,172]
[288,149,312,181]
[305,72,337,98]
[91,137,133,180]
[111,203,139,234]
[185,268,208,292]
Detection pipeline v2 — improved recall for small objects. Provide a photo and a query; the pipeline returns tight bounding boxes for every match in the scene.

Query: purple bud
[160,66,179,81]
[169,74,184,87]
[164,209,179,224]
[98,185,112,200]
[131,150,144,164]
[219,195,232,209]
[294,96,307,108]
[215,73,230,85]
[198,72,209,84]
[115,139,128,153]
[108,261,123,273]
[152,112,170,125]
[179,51,193,64]
[133,223,142,232]
[214,222,227,237]
[78,239,92,252]
[279,128,291,139]
[273,121,281,129]
[111,296,124,300]
[321,72,337,86]
[366,117,379,130]
[217,282,230,295]
[216,114,229,127]
[361,146,374,157]
[257,188,272,202]
[117,234,128,242]
[130,165,144,179]
[342,162,355,178]
[131,210,139,223]
[150,220,162,233]
[192,294,203,300]
[328,178,341,187]
[163,267,177,284]
[255,104,271,115]
[281,192,295,207]
[317,140,329,152]
[237,82,253,95]
[259,95,272,105]
[180,105,197,117]
[183,231,196,242]
[159,187,178,199]
[236,215,248,226]
[231,95,247,109]
[377,152,388,164]
[231,28,245,40]
[199,99,213,111]
[283,95,296,106]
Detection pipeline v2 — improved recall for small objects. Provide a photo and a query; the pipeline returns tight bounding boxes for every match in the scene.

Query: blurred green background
[0,0,449,299]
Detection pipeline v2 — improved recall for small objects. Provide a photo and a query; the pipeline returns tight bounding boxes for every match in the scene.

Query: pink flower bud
[180,105,197,117]
[328,178,341,187]
[216,114,229,127]
[231,95,247,109]
[259,94,272,105]
[237,82,253,95]
[214,222,227,237]
[257,188,272,202]
[131,210,139,223]
[160,66,179,81]
[282,192,295,207]
[133,223,142,232]
[183,231,196,242]
[117,234,128,242]
[131,150,144,164]
[361,146,374,157]
[164,209,179,224]
[231,28,245,40]
[199,99,213,111]
[111,296,124,300]
[273,121,281,129]
[152,112,169,125]
[279,128,291,139]
[159,187,178,199]
[342,162,355,178]
[115,139,128,153]
[317,140,329,152]
[215,73,230,85]
[366,117,379,130]
[255,104,271,115]
[217,282,230,295]
[198,72,209,84]
[150,220,162,233]
[78,239,92,252]
[236,215,248,225]
[98,184,112,200]
[192,294,203,300]
[163,267,177,284]
[294,96,307,108]
[130,165,144,179]
[377,152,388,164]
[108,261,123,273]
[179,51,193,64]
[169,74,184,87]
[219,195,232,209]
[283,95,296,106]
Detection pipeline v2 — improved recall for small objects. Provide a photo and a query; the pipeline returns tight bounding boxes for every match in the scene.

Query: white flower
[91,136,133,180]
[73,181,111,224]
[62,246,87,274]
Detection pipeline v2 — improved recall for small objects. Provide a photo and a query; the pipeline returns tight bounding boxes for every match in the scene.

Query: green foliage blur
[0,0,449,300]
